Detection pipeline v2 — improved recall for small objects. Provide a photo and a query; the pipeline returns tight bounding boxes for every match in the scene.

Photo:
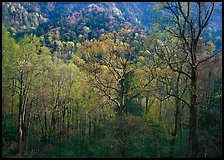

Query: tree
[155,2,220,157]
[2,24,20,154]
[78,31,137,115]
[2,24,19,114]
[16,34,41,154]
[77,30,147,157]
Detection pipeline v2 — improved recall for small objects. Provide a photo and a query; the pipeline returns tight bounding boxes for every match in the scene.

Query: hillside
[2,2,222,55]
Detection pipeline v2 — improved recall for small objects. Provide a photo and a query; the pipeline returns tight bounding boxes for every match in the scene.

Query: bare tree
[155,2,220,157]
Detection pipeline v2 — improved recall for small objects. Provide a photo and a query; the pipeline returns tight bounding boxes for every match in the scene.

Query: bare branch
[196,50,221,67]
[164,46,192,79]
[167,92,191,108]
[196,2,214,42]
[155,94,171,101]
[178,2,191,25]
[201,2,214,29]
[97,87,120,107]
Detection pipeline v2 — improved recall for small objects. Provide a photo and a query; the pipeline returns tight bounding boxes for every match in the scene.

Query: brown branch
[201,2,214,29]
[196,50,221,67]
[164,46,192,79]
[178,2,191,25]
[95,74,119,92]
[196,2,214,43]
[155,94,171,101]
[96,85,120,107]
[167,92,191,108]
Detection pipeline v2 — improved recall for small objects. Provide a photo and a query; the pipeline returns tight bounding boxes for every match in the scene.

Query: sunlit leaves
[2,24,19,95]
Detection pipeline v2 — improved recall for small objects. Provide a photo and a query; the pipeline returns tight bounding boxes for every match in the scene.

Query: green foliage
[2,114,18,142]
[128,101,144,116]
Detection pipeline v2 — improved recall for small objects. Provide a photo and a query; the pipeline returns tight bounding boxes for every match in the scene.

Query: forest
[2,2,222,158]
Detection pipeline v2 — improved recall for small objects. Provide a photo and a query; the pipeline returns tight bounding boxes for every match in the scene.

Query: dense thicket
[2,2,222,158]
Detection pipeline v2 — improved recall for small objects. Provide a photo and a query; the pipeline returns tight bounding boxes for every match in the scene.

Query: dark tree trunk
[11,78,15,118]
[169,97,180,157]
[67,107,71,145]
[179,103,185,147]
[145,96,149,114]
[44,112,48,142]
[189,66,198,157]
[18,73,24,154]
[153,132,158,157]
[62,105,66,123]
[169,73,181,157]
[24,99,32,152]
[159,97,162,122]
[121,115,127,158]
[88,117,92,144]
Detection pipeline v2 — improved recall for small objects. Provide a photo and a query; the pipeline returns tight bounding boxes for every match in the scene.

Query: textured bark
[44,112,48,142]
[11,79,15,117]
[169,73,181,157]
[145,96,149,114]
[88,117,92,144]
[169,97,181,157]
[189,67,198,157]
[121,115,127,158]
[18,73,24,154]
[153,132,158,157]
[159,94,163,122]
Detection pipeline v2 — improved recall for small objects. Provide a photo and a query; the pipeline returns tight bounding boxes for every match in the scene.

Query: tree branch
[167,92,191,108]
[196,50,221,67]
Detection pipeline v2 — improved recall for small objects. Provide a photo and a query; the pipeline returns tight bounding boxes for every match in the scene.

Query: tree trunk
[88,117,92,144]
[121,115,127,158]
[145,96,149,114]
[67,107,71,145]
[121,93,125,113]
[169,97,180,157]
[19,110,23,154]
[169,73,181,157]
[159,97,162,122]
[153,132,157,157]
[18,73,24,154]
[62,105,66,123]
[11,78,15,118]
[25,100,32,152]
[179,103,185,147]
[189,67,198,157]
[44,111,48,142]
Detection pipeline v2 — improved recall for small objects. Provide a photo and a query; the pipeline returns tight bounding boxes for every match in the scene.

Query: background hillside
[2,2,222,57]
